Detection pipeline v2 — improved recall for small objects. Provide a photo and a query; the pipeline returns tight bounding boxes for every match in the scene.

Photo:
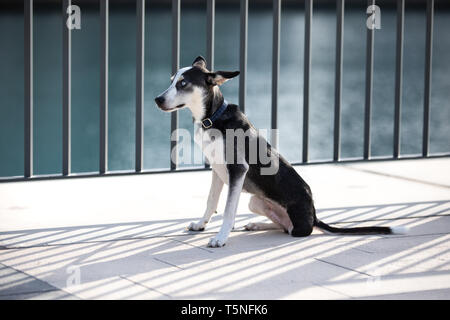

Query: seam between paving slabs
[311,258,376,299]
[118,275,173,299]
[0,262,79,299]
[310,281,354,299]
[314,257,373,277]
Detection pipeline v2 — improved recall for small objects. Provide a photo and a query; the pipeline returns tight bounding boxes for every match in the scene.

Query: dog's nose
[155,96,165,106]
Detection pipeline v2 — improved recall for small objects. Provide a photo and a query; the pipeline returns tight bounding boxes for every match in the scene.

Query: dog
[155,56,407,247]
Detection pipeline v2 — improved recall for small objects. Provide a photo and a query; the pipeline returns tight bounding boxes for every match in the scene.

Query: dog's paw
[207,236,226,248]
[187,221,205,231]
[244,222,260,231]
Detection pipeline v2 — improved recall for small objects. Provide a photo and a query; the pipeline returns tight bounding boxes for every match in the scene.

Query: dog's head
[154,56,239,120]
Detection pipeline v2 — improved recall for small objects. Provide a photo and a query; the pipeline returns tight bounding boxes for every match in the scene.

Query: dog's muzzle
[155,96,165,108]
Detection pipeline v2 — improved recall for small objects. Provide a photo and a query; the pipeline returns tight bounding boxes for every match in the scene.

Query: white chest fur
[194,124,229,185]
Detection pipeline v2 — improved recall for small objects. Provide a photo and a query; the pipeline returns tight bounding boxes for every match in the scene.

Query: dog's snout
[155,96,165,106]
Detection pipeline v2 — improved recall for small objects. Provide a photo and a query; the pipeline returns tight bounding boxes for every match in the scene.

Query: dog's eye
[181,80,187,87]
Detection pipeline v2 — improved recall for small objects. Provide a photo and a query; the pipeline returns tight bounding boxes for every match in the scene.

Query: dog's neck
[202,86,224,121]
[189,85,225,123]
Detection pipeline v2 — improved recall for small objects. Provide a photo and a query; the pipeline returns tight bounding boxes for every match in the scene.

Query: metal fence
[2,0,448,182]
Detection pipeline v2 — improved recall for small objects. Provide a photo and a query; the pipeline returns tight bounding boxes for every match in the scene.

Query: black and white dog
[155,56,406,247]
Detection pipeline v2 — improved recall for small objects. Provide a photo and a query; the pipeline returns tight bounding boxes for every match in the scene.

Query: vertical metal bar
[423,0,434,157]
[171,0,180,170]
[302,0,312,163]
[271,0,280,148]
[100,0,109,174]
[205,0,215,169]
[24,0,33,178]
[393,0,404,159]
[364,0,375,160]
[333,0,344,162]
[239,0,248,113]
[63,0,72,175]
[136,0,145,172]
[206,0,215,71]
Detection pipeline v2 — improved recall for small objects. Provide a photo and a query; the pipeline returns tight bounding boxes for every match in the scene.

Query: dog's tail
[314,219,408,235]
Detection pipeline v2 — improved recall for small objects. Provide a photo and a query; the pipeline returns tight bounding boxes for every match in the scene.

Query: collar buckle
[201,100,228,129]
[202,118,213,129]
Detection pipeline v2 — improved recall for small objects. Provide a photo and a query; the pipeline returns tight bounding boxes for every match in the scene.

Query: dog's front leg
[188,170,224,231]
[208,163,248,247]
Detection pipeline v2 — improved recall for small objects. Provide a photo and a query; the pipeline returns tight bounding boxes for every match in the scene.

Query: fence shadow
[0,199,449,299]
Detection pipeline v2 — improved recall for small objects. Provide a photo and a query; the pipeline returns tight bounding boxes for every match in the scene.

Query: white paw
[207,236,226,248]
[187,221,205,231]
[244,222,260,231]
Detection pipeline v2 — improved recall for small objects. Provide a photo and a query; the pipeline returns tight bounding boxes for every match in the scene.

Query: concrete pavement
[0,158,449,299]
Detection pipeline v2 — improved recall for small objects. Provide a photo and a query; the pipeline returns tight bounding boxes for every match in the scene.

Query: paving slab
[317,272,450,299]
[0,207,447,248]
[0,263,76,300]
[346,158,450,188]
[334,215,450,237]
[0,290,77,300]
[0,238,205,299]
[0,158,449,299]
[1,160,449,234]
[317,200,450,224]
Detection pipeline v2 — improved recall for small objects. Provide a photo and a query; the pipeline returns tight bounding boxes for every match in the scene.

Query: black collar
[201,100,228,129]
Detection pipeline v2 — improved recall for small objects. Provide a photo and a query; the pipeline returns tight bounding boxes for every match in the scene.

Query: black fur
[207,101,393,236]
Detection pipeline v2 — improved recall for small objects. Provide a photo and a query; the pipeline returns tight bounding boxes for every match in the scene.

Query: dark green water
[0,2,449,177]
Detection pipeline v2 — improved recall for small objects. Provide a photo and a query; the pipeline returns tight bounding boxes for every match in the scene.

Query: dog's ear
[206,71,240,86]
[192,56,207,69]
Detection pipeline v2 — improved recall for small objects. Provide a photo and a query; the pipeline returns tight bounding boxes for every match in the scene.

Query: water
[0,2,449,177]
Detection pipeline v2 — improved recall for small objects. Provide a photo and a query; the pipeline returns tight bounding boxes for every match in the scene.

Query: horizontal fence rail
[0,0,448,183]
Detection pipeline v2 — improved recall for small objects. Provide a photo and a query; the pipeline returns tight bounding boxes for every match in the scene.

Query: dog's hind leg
[244,221,281,231]
[188,170,224,231]
[287,202,314,237]
[245,195,293,232]
[245,196,282,231]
